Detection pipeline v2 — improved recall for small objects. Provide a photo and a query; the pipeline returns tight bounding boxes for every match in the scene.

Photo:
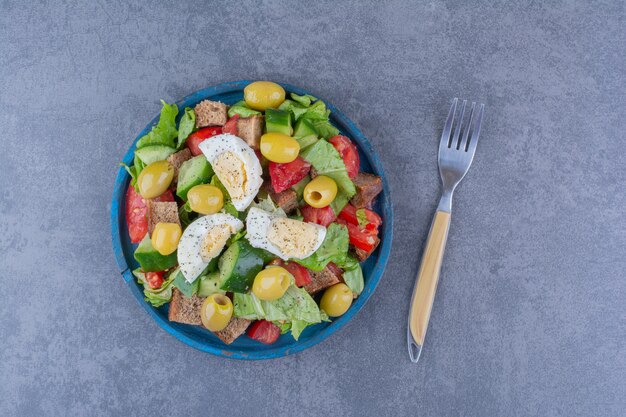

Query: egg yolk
[201,224,234,261]
[268,218,320,259]
[212,151,247,200]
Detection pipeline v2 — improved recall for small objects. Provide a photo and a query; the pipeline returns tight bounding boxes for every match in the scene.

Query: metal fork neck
[437,189,454,213]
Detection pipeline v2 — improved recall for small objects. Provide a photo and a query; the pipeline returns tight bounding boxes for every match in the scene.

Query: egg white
[246,207,326,260]
[177,213,244,283]
[199,133,263,211]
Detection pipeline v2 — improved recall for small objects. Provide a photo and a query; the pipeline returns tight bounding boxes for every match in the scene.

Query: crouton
[264,182,298,214]
[147,201,180,235]
[168,288,205,325]
[352,235,380,262]
[194,100,228,127]
[350,172,382,208]
[214,317,251,345]
[166,148,192,188]
[304,265,342,295]
[237,115,264,149]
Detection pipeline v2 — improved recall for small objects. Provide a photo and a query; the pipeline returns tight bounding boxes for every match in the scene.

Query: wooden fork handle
[407,210,451,362]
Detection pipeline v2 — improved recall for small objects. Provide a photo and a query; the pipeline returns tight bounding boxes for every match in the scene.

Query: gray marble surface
[1,1,625,416]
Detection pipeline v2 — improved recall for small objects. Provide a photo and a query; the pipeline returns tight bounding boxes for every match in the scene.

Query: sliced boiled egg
[246,207,326,260]
[178,213,244,283]
[199,134,263,211]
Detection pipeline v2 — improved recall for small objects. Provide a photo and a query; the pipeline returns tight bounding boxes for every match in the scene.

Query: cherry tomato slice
[222,115,239,135]
[301,205,337,227]
[269,157,311,193]
[247,320,281,344]
[329,135,360,179]
[269,259,313,287]
[125,186,174,243]
[187,126,223,156]
[145,271,165,289]
[338,204,382,229]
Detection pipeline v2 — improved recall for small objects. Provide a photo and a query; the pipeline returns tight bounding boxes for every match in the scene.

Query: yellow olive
[260,133,300,163]
[320,283,353,317]
[201,294,233,332]
[303,175,338,208]
[187,184,224,214]
[151,222,182,255]
[137,160,174,199]
[244,81,286,111]
[252,266,292,301]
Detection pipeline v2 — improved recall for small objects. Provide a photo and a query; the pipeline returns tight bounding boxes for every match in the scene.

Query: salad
[122,81,384,345]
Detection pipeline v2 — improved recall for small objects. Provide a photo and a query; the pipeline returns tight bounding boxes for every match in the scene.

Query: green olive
[252,266,292,301]
[137,160,174,199]
[320,283,353,317]
[187,184,224,214]
[151,222,182,256]
[303,175,338,208]
[260,133,300,163]
[244,81,286,111]
[201,294,233,332]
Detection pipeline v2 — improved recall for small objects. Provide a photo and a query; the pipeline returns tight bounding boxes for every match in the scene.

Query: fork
[407,98,485,363]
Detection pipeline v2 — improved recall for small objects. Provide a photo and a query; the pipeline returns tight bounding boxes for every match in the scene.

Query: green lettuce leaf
[136,100,179,148]
[300,139,356,197]
[290,93,317,107]
[133,268,176,308]
[177,107,196,148]
[278,100,309,120]
[311,120,339,139]
[294,223,349,271]
[228,101,261,118]
[233,286,324,340]
[330,190,349,215]
[171,268,199,297]
[337,256,364,296]
[300,100,330,121]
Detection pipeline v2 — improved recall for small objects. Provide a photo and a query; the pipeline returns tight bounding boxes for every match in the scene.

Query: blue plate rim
[110,80,394,360]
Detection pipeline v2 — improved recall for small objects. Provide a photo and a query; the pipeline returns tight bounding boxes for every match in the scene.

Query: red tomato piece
[125,185,174,243]
[329,135,360,179]
[337,218,379,252]
[187,126,223,156]
[301,205,337,227]
[338,204,382,229]
[222,115,239,135]
[269,157,311,193]
[145,271,165,289]
[247,320,281,344]
[269,259,312,287]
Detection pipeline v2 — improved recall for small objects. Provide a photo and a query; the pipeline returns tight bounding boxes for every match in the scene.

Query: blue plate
[110,80,393,359]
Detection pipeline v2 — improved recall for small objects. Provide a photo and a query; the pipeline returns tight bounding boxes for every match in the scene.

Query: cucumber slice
[176,155,214,200]
[219,239,268,293]
[134,145,176,165]
[265,109,292,136]
[198,271,224,297]
[134,235,178,272]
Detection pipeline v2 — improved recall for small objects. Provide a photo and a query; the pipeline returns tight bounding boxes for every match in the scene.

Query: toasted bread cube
[147,201,180,235]
[264,182,298,214]
[166,148,192,188]
[168,288,205,325]
[237,115,264,149]
[195,100,228,127]
[304,265,342,295]
[214,317,251,345]
[350,173,382,208]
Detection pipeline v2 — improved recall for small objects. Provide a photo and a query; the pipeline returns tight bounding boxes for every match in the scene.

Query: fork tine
[459,102,476,151]
[465,103,484,154]
[451,100,467,149]
[439,98,458,150]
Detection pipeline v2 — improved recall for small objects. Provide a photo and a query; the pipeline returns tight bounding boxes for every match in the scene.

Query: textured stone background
[1,1,625,416]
